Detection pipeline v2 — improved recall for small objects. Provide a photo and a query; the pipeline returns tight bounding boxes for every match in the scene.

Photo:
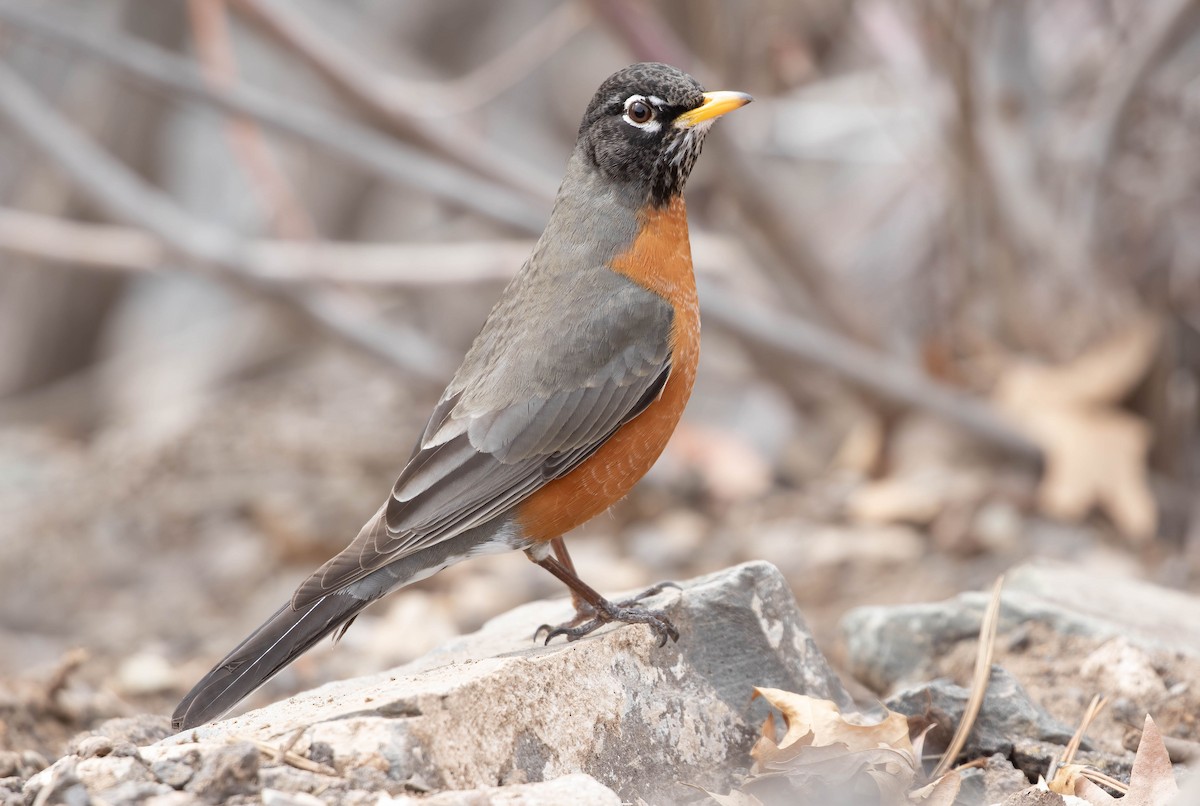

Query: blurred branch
[1086,0,1200,245]
[230,0,569,200]
[186,0,316,240]
[976,2,1091,283]
[587,0,692,69]
[0,0,548,233]
[0,59,453,381]
[698,284,1042,461]
[0,206,741,287]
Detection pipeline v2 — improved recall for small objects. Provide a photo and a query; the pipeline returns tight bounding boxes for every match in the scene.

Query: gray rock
[979,754,1033,803]
[999,788,1064,806]
[27,562,844,805]
[840,560,1200,692]
[143,794,205,806]
[886,667,1076,760]
[22,760,91,806]
[95,780,174,804]
[183,742,259,803]
[150,753,197,789]
[381,773,621,805]
[954,753,1034,805]
[0,751,44,780]
[261,788,327,806]
[1010,738,1130,785]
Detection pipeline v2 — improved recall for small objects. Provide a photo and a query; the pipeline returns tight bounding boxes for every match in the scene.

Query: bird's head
[576,62,752,207]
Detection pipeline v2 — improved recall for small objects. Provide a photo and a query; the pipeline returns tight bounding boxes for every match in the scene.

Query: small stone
[1081,637,1168,700]
[378,773,621,806]
[144,793,205,806]
[117,652,177,695]
[261,788,326,806]
[184,742,259,803]
[979,754,1033,803]
[151,756,197,789]
[887,667,1075,760]
[20,750,48,776]
[75,736,114,759]
[1000,787,1066,806]
[75,756,154,791]
[95,780,173,804]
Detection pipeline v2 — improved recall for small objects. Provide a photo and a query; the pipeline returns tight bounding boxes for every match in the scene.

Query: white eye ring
[622,95,661,131]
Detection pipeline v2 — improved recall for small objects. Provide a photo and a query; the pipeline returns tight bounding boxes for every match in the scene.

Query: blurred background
[1,0,1199,752]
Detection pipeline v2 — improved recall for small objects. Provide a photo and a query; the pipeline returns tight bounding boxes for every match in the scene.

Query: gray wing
[292,268,673,607]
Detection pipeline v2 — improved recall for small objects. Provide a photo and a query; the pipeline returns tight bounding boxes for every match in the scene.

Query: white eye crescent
[622,95,661,131]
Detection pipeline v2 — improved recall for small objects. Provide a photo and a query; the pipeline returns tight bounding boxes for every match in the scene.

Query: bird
[172,62,752,732]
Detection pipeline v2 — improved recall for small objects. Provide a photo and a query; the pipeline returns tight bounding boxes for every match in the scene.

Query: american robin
[172,62,752,731]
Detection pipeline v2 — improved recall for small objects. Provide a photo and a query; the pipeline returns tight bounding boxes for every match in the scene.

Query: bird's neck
[537,151,684,266]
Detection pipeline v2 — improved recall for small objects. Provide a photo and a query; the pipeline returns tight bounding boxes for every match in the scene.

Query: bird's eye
[625,98,654,125]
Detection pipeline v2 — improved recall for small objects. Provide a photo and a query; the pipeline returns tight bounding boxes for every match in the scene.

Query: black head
[576,63,752,208]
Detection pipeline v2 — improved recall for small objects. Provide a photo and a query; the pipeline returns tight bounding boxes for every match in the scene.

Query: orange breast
[516,197,700,542]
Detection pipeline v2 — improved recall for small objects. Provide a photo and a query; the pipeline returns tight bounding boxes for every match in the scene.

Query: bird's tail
[171,592,370,732]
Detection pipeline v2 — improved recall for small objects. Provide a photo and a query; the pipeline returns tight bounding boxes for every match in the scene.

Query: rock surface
[840,560,1200,693]
[23,561,847,805]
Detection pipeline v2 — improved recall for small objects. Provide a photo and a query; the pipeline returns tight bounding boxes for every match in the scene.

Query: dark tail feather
[172,593,370,731]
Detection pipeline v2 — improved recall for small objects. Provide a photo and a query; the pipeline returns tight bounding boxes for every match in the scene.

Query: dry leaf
[1070,716,1179,806]
[751,689,913,755]
[741,690,919,801]
[1074,778,1119,805]
[909,773,961,805]
[697,789,764,806]
[1111,716,1176,805]
[847,476,943,525]
[993,315,1159,542]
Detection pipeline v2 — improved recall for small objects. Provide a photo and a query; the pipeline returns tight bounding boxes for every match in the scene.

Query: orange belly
[516,197,699,542]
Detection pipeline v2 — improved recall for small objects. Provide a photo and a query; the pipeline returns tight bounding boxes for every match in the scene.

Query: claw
[534,581,682,646]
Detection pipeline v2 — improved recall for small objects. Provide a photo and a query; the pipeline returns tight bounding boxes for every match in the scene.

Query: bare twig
[0,206,743,289]
[246,737,337,776]
[0,194,1038,458]
[1085,0,1200,246]
[0,59,453,380]
[186,0,316,240]
[699,285,1041,459]
[1059,695,1109,769]
[0,0,548,233]
[230,0,569,200]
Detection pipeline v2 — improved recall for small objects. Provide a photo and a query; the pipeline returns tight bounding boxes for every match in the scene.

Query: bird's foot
[535,581,681,646]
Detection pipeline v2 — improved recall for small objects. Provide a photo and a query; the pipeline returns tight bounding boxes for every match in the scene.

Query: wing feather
[291,268,676,608]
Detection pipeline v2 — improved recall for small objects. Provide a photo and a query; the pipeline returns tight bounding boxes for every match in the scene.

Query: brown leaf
[909,773,962,805]
[751,689,913,756]
[1121,716,1179,805]
[993,316,1159,542]
[698,788,764,806]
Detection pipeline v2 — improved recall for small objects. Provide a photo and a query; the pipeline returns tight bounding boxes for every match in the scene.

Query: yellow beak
[675,90,754,128]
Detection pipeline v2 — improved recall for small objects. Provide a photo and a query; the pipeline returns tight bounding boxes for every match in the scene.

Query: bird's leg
[530,552,680,647]
[550,537,587,615]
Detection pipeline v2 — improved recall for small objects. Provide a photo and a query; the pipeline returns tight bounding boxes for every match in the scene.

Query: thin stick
[246,738,337,776]
[1060,695,1109,768]
[699,287,1042,460]
[930,575,1004,779]
[186,0,316,240]
[0,0,548,233]
[0,60,452,381]
[230,0,570,199]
